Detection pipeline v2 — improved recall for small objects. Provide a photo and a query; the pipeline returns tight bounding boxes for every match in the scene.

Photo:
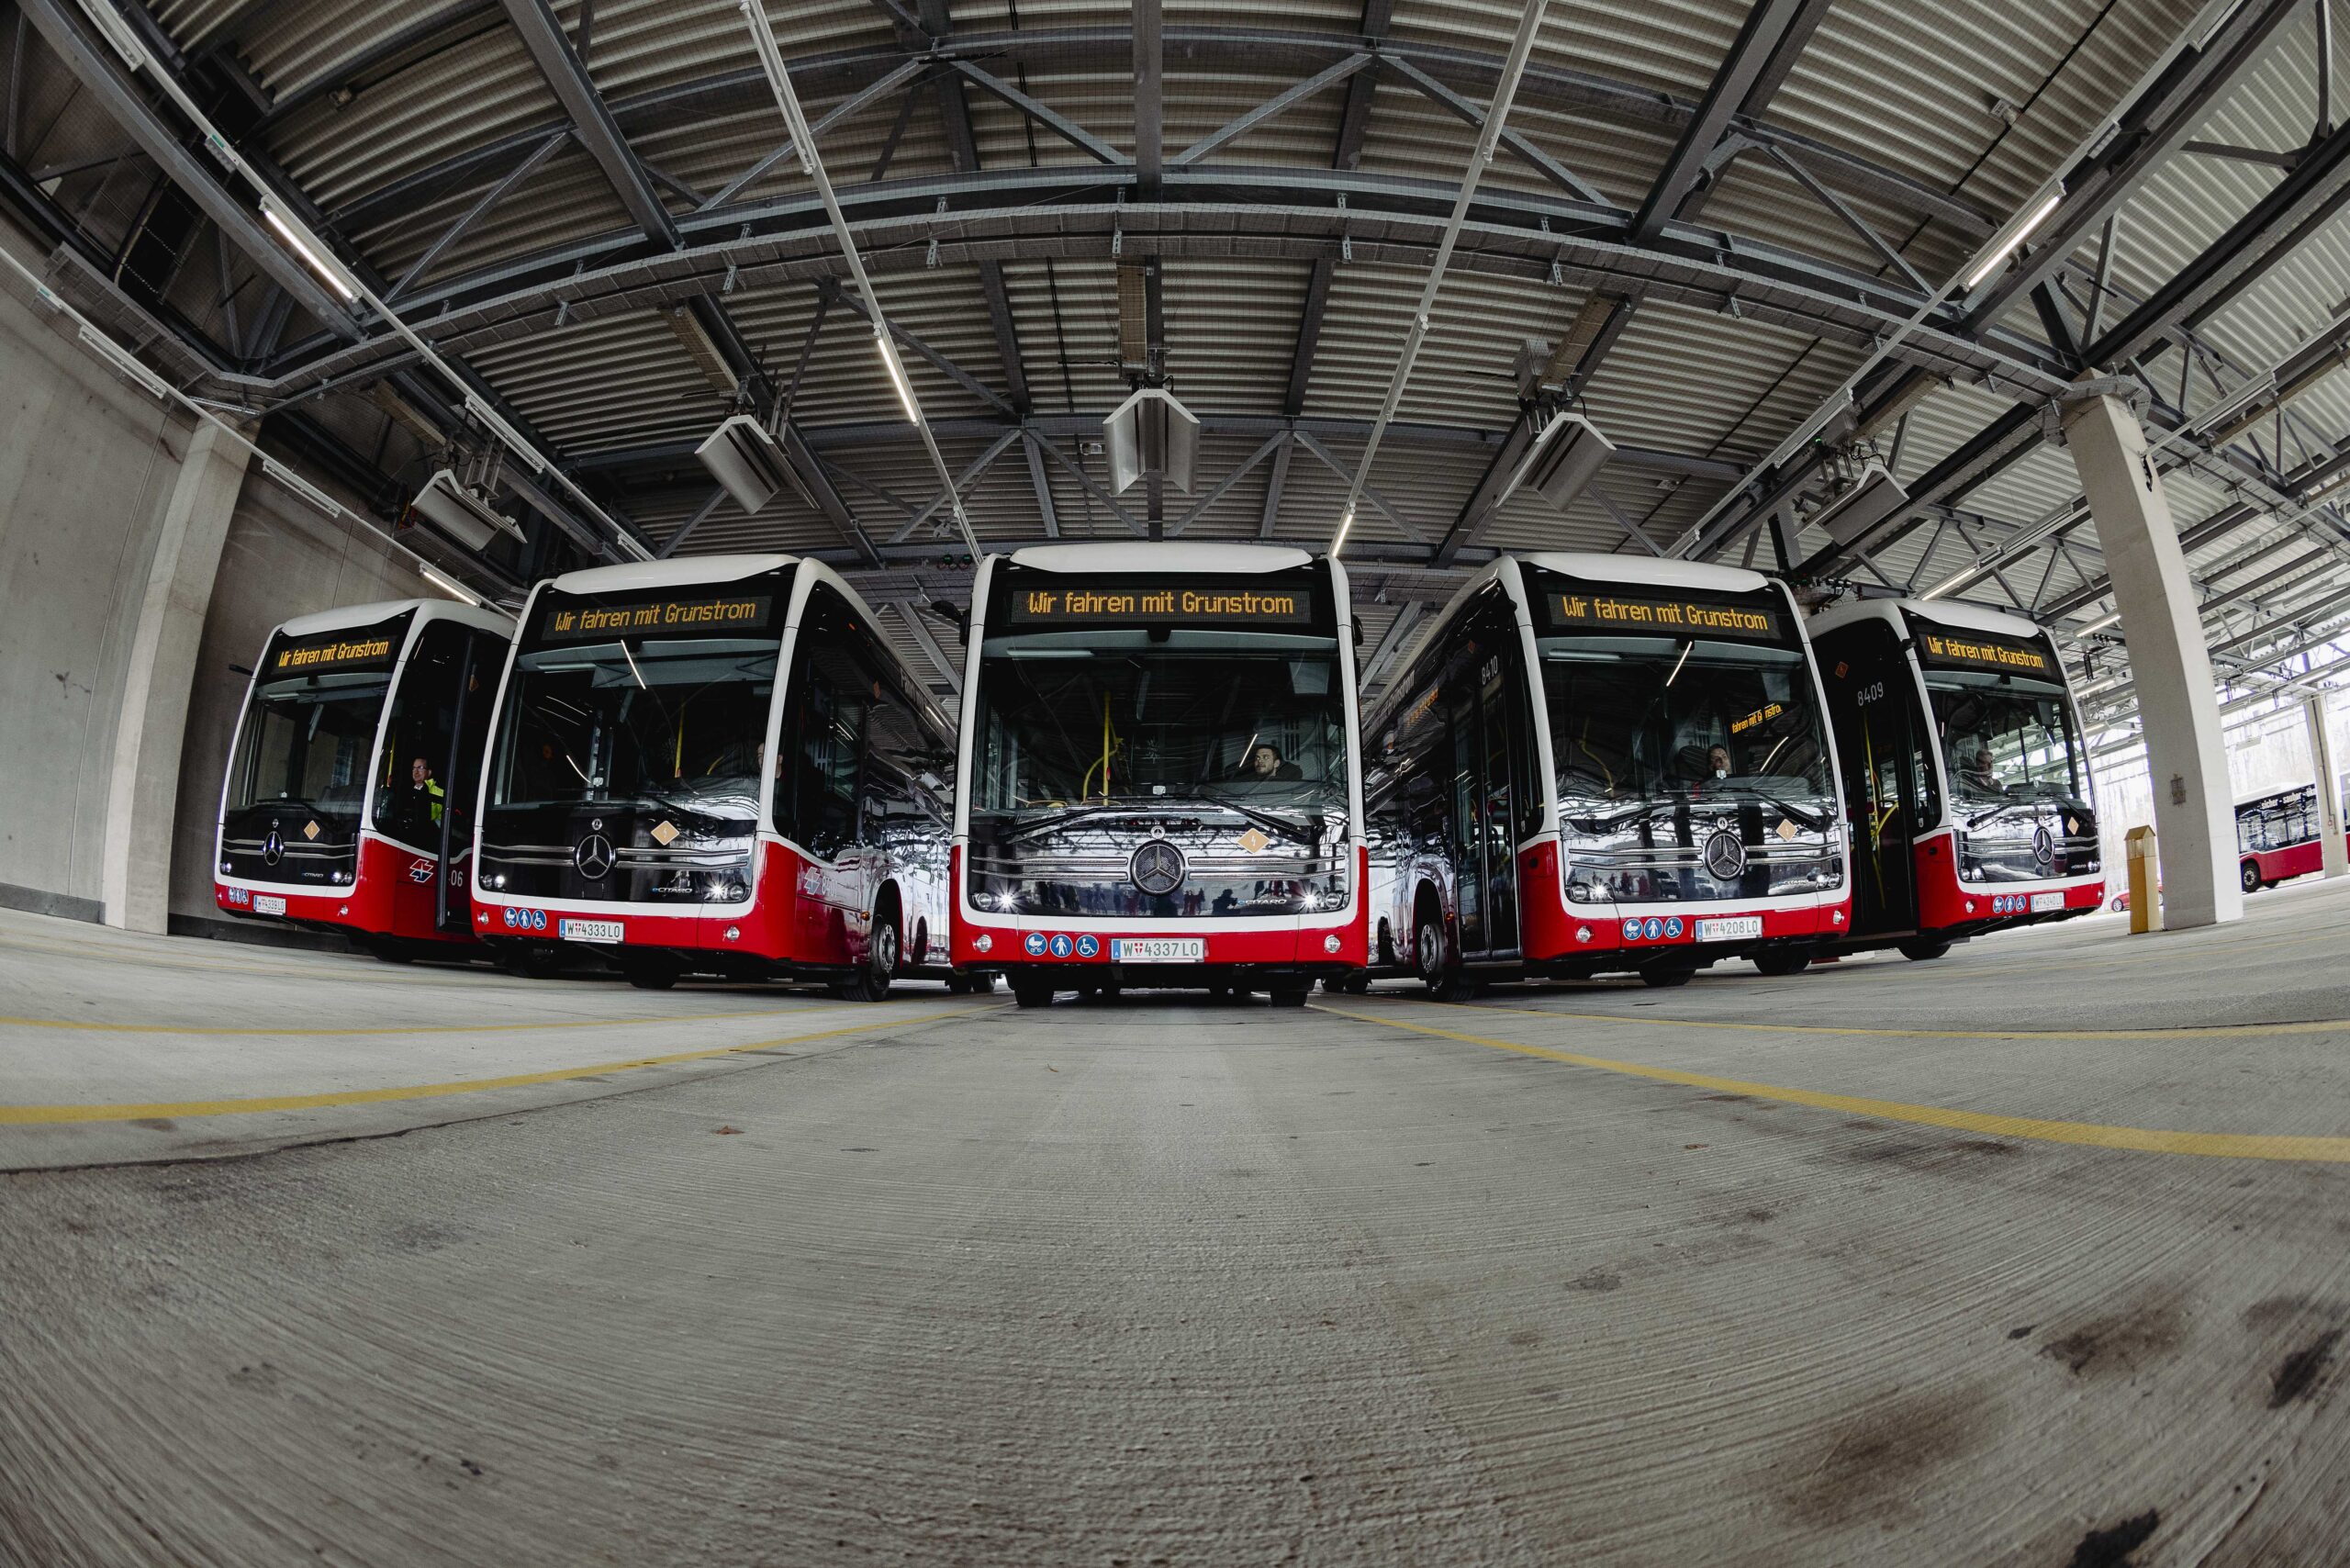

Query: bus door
[436,632,500,933]
[1447,596,1526,958]
[1823,622,1927,935]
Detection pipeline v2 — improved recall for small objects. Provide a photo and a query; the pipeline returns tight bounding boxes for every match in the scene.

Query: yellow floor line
[1447,996,2350,1042]
[1312,1002,2350,1163]
[0,1005,996,1125]
[0,1003,867,1038]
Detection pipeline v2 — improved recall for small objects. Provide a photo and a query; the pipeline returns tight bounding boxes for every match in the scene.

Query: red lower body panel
[216,835,472,944]
[471,842,860,967]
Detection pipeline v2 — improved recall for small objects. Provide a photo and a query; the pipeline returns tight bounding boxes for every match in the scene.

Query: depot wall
[0,228,429,927]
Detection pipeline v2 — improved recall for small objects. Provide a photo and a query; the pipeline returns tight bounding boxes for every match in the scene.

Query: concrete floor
[3,887,2347,1565]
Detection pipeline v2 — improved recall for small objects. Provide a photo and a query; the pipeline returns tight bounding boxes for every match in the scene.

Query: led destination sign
[1536,584,1785,643]
[264,613,408,676]
[1914,625,2058,678]
[1002,580,1317,628]
[534,593,778,644]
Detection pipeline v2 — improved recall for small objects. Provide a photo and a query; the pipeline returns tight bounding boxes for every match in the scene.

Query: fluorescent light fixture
[75,325,170,399]
[74,0,145,70]
[418,564,483,606]
[408,469,524,553]
[1102,386,1202,495]
[261,455,342,520]
[1503,410,1617,510]
[696,414,794,514]
[259,200,359,303]
[1334,503,1357,554]
[1808,461,1909,548]
[2075,606,2122,635]
[1964,187,2065,290]
[876,325,920,423]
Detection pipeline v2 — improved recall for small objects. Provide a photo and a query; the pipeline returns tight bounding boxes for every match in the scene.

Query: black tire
[838,903,900,1002]
[1327,972,1371,995]
[1897,938,1952,962]
[502,946,561,980]
[1639,964,1695,988]
[1270,985,1309,1008]
[1752,949,1811,978]
[625,959,679,991]
[1415,896,1463,1001]
[2242,860,2264,895]
[1013,979,1055,1008]
[367,939,416,965]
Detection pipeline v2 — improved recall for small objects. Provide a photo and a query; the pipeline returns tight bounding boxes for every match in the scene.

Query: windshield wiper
[1196,796,1322,846]
[1000,803,1147,844]
[1721,784,1832,833]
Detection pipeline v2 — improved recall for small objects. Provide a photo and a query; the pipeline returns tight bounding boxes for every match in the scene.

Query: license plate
[1694,915,1763,942]
[559,919,624,945]
[1112,937,1204,963]
[2030,891,2063,913]
[252,895,286,916]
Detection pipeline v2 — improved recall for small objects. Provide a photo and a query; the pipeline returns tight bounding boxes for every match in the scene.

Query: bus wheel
[1897,938,1952,962]
[839,909,900,1002]
[1328,973,1371,995]
[1752,949,1811,978]
[1639,964,1695,988]
[1013,979,1055,1008]
[366,939,416,965]
[1416,902,1462,1001]
[1270,984,1309,1007]
[2242,860,2264,894]
[503,946,561,980]
[625,958,679,991]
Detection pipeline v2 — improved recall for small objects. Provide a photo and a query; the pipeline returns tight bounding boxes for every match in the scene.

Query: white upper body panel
[543,554,797,595]
[273,597,512,640]
[1006,543,1315,574]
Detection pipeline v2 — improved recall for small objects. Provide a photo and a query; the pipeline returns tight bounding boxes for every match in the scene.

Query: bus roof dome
[274,598,511,636]
[547,554,798,595]
[1517,552,1773,596]
[1008,543,1314,574]
[1896,597,2051,640]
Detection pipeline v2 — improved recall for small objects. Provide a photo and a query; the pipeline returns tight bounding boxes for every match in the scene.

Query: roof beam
[1023,431,1060,537]
[1630,0,1816,241]
[894,602,963,694]
[1174,54,1372,166]
[499,0,674,241]
[948,61,1123,164]
[911,6,1030,417]
[322,27,1991,241]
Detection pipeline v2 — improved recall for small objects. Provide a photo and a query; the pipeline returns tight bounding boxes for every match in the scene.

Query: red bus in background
[1363,554,1851,991]
[214,598,514,959]
[1810,598,2102,959]
[470,554,957,995]
[2235,782,2350,892]
[950,543,1368,1008]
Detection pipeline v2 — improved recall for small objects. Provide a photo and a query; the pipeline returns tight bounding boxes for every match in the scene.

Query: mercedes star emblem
[574,833,617,880]
[1131,839,1186,897]
[2032,823,2055,867]
[1703,828,1747,881]
[262,828,284,867]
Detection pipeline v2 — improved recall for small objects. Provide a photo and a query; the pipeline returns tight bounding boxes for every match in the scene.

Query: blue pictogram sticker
[1642,917,1664,941]
[1075,935,1100,958]
[1024,932,1048,956]
[1664,916,1684,938]
[502,908,519,929]
[1048,933,1074,958]
[1622,919,1643,941]
[532,910,548,931]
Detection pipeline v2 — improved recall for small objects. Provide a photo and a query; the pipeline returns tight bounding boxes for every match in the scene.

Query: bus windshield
[1925,674,2087,812]
[490,636,778,823]
[1539,637,1833,821]
[971,629,1348,822]
[225,671,390,819]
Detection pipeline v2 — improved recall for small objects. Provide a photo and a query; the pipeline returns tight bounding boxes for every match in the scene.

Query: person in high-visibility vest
[405,756,444,833]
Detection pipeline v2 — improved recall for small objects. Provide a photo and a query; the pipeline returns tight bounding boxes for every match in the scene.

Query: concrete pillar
[99,420,253,932]
[2307,693,2348,879]
[2063,392,2242,928]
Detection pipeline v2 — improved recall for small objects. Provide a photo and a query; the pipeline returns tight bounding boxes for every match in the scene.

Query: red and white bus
[1363,554,1849,990]
[1809,598,2101,958]
[214,598,514,958]
[2235,781,2350,892]
[471,555,957,995]
[950,543,1368,1007]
